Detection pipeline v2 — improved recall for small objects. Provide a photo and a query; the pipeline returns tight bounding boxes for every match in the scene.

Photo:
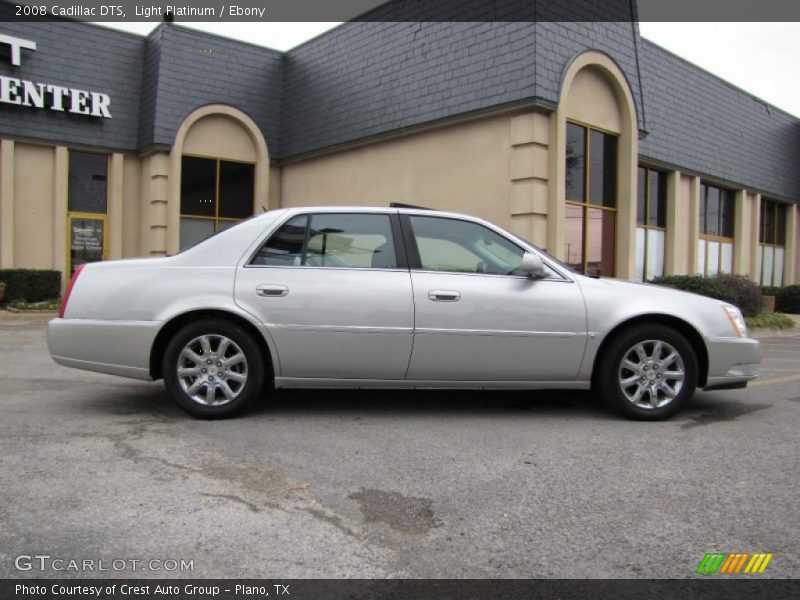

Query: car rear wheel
[597,324,698,420]
[162,318,265,418]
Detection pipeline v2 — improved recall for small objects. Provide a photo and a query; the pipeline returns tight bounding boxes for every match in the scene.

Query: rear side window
[251,215,307,266]
[250,213,398,269]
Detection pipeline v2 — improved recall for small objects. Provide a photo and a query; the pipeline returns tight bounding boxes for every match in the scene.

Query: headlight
[721,303,748,337]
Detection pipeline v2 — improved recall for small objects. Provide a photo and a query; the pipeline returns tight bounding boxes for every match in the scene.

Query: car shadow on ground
[73,382,772,427]
[258,387,610,419]
[74,383,611,421]
[677,391,773,429]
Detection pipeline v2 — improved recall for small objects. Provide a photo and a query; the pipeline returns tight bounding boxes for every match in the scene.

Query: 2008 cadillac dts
[47,206,762,420]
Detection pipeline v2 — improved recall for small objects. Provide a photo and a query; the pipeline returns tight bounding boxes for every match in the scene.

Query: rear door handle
[428,290,461,302]
[256,284,289,297]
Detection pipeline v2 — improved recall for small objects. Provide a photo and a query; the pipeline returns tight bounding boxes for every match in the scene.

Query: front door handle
[428,289,461,302]
[256,284,289,297]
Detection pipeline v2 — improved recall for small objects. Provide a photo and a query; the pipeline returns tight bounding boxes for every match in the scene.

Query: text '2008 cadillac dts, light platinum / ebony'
[47,206,762,420]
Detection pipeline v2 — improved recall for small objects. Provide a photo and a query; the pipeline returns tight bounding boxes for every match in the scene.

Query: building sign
[70,217,105,274]
[0,33,112,118]
[71,221,103,253]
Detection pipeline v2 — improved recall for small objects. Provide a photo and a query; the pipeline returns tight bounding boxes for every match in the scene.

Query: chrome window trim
[243,264,410,274]
[242,263,570,283]
[409,268,572,283]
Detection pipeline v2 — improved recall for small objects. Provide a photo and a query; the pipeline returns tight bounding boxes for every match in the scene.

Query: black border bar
[3,0,800,23]
[4,579,800,600]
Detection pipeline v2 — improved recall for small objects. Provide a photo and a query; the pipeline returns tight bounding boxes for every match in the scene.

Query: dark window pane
[648,170,667,228]
[565,123,585,202]
[219,161,255,219]
[762,200,775,245]
[636,167,647,225]
[589,131,617,207]
[720,189,735,238]
[251,215,308,266]
[564,203,584,273]
[586,207,615,277]
[307,213,396,269]
[68,152,107,213]
[775,202,786,246]
[699,184,708,235]
[181,156,216,217]
[705,186,720,235]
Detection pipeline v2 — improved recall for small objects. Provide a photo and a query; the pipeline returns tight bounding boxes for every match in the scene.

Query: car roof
[258,205,479,221]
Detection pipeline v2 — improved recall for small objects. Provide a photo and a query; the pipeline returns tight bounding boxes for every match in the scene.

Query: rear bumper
[47,318,160,381]
[702,336,763,390]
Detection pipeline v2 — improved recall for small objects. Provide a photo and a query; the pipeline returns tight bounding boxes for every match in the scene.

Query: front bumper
[702,336,763,390]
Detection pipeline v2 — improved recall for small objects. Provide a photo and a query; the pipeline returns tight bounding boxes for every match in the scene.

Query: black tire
[162,318,266,419]
[596,324,698,421]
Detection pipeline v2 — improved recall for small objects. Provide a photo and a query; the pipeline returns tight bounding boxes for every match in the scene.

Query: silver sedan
[48,206,762,420]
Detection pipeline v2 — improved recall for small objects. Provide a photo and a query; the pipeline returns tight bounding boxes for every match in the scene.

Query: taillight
[59,264,85,318]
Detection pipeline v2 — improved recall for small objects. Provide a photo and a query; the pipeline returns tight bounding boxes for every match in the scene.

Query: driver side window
[408,216,526,275]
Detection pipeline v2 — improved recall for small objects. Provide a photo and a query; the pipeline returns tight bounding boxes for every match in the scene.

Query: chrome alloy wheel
[617,339,685,410]
[176,335,248,406]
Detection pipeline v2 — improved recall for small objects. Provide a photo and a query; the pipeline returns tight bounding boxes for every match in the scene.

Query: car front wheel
[162,318,265,418]
[597,324,698,420]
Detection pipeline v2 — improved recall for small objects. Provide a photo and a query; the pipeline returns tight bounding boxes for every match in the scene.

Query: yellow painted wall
[665,173,698,276]
[14,143,55,269]
[281,113,517,230]
[182,114,257,162]
[562,66,623,134]
[122,155,142,258]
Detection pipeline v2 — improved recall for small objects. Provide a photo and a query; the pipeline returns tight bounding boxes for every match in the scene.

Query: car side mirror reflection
[521,252,547,279]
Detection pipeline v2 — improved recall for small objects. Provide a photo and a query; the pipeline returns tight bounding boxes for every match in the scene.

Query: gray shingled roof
[0,21,144,151]
[279,21,645,158]
[138,25,284,157]
[638,39,800,201]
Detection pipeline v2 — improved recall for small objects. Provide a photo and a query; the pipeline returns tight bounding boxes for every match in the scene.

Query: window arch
[168,105,270,254]
[556,52,639,278]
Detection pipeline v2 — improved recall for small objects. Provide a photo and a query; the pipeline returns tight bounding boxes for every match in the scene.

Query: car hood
[587,277,712,302]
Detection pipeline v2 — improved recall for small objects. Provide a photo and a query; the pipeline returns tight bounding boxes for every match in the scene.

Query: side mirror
[521,252,547,279]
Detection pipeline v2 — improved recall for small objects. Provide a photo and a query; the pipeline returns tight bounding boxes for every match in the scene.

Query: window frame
[67,149,110,275]
[564,120,619,276]
[636,166,667,281]
[759,199,787,287]
[698,183,735,276]
[246,211,407,271]
[180,153,256,245]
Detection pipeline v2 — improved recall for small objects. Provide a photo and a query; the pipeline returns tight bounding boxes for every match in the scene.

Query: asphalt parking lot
[1,313,798,579]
